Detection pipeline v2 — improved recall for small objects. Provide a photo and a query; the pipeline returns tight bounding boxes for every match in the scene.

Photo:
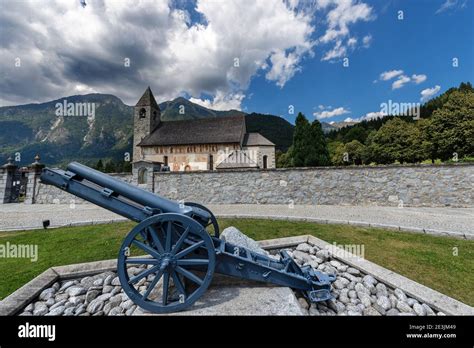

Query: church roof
[135,86,160,109]
[138,115,247,146]
[243,132,275,146]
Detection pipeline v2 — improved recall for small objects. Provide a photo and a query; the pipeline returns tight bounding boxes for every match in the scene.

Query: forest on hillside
[277,82,474,168]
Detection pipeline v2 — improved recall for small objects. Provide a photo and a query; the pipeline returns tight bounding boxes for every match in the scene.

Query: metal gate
[9,168,28,203]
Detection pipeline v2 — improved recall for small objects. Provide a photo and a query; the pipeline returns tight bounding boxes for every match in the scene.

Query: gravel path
[0,203,473,238]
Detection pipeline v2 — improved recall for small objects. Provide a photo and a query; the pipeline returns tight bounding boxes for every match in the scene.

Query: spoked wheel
[184,202,220,238]
[117,213,215,313]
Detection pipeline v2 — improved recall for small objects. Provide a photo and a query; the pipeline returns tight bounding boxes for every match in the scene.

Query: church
[132,87,275,181]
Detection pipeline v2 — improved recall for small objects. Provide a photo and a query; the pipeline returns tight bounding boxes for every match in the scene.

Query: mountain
[0,94,133,167]
[245,113,294,152]
[320,121,358,134]
[159,97,246,121]
[0,94,293,166]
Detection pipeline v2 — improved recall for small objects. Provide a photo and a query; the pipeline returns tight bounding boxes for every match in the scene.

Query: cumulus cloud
[189,91,245,111]
[378,70,427,89]
[317,0,375,61]
[313,106,350,119]
[379,70,404,81]
[411,74,427,84]
[392,75,411,90]
[321,40,347,61]
[0,0,316,107]
[362,34,372,48]
[420,85,441,102]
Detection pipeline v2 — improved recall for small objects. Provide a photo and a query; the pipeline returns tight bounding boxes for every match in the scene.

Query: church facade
[132,87,275,180]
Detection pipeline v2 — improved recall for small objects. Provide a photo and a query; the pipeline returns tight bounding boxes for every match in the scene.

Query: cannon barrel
[66,162,190,215]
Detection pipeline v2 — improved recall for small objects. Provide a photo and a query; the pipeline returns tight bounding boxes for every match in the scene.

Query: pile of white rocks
[283,242,445,316]
[20,271,142,316]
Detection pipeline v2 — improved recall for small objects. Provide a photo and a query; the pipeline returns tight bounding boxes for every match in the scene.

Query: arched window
[263,155,268,169]
[139,108,146,118]
[138,167,148,184]
[152,110,157,120]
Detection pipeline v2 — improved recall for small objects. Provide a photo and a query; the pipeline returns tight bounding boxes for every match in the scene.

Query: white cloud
[420,85,441,102]
[317,0,375,61]
[392,75,411,90]
[0,0,315,107]
[362,34,372,48]
[379,70,404,81]
[265,50,303,87]
[436,0,467,14]
[378,70,428,90]
[347,37,357,48]
[321,40,347,61]
[313,106,350,119]
[411,74,427,84]
[189,91,245,111]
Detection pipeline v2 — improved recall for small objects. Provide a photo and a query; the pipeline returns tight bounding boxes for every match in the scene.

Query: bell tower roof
[135,86,160,109]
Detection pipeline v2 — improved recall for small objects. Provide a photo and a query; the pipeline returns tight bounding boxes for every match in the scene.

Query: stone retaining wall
[27,164,473,207]
[153,164,473,207]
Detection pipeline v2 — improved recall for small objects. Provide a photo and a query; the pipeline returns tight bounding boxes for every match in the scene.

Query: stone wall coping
[152,162,474,175]
[1,235,473,316]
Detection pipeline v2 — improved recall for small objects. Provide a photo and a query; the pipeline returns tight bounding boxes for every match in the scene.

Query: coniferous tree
[306,120,330,166]
[291,113,312,167]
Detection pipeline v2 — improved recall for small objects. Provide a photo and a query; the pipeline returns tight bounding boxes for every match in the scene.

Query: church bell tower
[133,87,161,162]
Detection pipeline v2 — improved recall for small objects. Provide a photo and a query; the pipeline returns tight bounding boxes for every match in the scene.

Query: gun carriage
[40,162,335,313]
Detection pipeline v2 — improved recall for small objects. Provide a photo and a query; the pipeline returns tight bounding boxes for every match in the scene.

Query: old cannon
[40,162,335,313]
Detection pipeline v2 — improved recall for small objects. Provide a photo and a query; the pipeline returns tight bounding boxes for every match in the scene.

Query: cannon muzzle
[66,162,188,215]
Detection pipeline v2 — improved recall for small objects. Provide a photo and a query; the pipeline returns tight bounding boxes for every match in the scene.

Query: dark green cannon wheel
[117,213,215,313]
[184,202,220,238]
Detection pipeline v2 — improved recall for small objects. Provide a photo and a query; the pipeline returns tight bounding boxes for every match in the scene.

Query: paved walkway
[1,203,472,239]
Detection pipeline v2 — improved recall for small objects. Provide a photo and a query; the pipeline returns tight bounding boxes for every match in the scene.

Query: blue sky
[1,0,473,125]
[241,0,474,124]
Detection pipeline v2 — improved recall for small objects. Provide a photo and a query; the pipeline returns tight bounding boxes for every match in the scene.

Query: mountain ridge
[0,93,294,166]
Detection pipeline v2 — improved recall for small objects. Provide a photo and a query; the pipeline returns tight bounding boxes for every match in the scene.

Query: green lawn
[1,219,473,306]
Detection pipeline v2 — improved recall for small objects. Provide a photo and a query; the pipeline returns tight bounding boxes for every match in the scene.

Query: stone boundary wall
[153,164,473,207]
[27,164,473,207]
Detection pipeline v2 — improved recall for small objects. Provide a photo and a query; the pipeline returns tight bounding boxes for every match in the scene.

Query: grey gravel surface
[0,203,472,237]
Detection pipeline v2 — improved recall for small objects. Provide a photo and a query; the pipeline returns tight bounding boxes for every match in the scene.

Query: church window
[139,108,146,118]
[152,110,157,120]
